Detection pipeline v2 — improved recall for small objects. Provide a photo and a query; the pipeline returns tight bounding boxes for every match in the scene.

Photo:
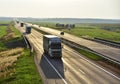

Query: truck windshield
[51,43,61,49]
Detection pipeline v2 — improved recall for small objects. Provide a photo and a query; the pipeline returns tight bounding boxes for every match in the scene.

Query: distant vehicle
[20,22,24,27]
[60,31,64,35]
[56,23,75,28]
[26,26,31,34]
[43,35,62,58]
[16,21,19,24]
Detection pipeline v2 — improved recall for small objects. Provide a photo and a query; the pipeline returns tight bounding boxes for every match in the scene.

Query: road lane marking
[63,59,91,83]
[43,55,68,84]
[79,69,85,74]
[64,48,120,80]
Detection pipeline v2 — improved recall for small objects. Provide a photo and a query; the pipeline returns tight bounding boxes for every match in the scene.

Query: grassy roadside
[0,26,7,38]
[14,50,42,84]
[0,22,42,84]
[0,21,10,24]
[73,47,102,60]
[10,22,21,37]
[0,25,8,50]
[0,49,42,84]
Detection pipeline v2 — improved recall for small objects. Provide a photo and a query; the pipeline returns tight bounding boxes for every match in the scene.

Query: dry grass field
[0,22,42,84]
[0,48,24,78]
[0,23,24,78]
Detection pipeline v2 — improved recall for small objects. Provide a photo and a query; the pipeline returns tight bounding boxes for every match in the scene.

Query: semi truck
[26,26,31,34]
[43,35,62,58]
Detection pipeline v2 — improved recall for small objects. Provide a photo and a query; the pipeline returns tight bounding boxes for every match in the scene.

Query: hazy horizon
[0,0,120,19]
[1,17,120,20]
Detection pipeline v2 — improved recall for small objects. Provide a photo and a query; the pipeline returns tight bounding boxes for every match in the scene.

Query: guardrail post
[30,46,34,56]
[31,46,33,52]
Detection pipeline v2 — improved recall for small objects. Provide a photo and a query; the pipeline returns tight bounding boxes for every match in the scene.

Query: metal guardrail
[31,24,120,65]
[82,37,120,48]
[14,23,33,51]
[62,38,120,65]
[94,38,120,48]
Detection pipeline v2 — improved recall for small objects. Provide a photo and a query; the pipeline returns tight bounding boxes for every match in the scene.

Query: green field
[0,21,10,38]
[0,26,7,38]
[0,26,8,50]
[0,21,10,24]
[10,22,22,39]
[31,22,120,42]
[0,22,42,84]
[63,27,120,42]
[73,47,102,60]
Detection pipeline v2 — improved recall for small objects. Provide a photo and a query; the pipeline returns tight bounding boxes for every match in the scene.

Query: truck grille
[52,51,61,57]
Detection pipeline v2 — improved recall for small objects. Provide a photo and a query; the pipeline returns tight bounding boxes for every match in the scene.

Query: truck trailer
[43,35,62,58]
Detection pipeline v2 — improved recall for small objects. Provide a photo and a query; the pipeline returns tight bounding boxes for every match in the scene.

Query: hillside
[1,17,120,24]
[21,18,120,24]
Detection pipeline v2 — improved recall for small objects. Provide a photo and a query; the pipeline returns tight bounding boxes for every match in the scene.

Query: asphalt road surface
[15,23,120,84]
[29,24,120,63]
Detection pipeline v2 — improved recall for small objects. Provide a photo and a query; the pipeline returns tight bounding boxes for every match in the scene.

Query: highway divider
[62,38,120,66]
[82,37,120,48]
[32,26,120,66]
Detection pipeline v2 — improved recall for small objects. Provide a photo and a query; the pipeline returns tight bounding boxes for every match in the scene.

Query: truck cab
[43,35,62,58]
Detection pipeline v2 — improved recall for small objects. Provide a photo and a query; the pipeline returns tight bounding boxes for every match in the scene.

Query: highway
[28,24,120,64]
[15,22,120,84]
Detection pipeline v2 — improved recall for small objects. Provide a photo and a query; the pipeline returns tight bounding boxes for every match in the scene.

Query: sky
[0,0,120,19]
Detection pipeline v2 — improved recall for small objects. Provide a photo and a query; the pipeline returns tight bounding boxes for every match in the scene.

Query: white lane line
[43,55,68,84]
[63,59,90,83]
[65,48,120,80]
[28,39,67,84]
[27,31,67,83]
[79,69,85,74]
